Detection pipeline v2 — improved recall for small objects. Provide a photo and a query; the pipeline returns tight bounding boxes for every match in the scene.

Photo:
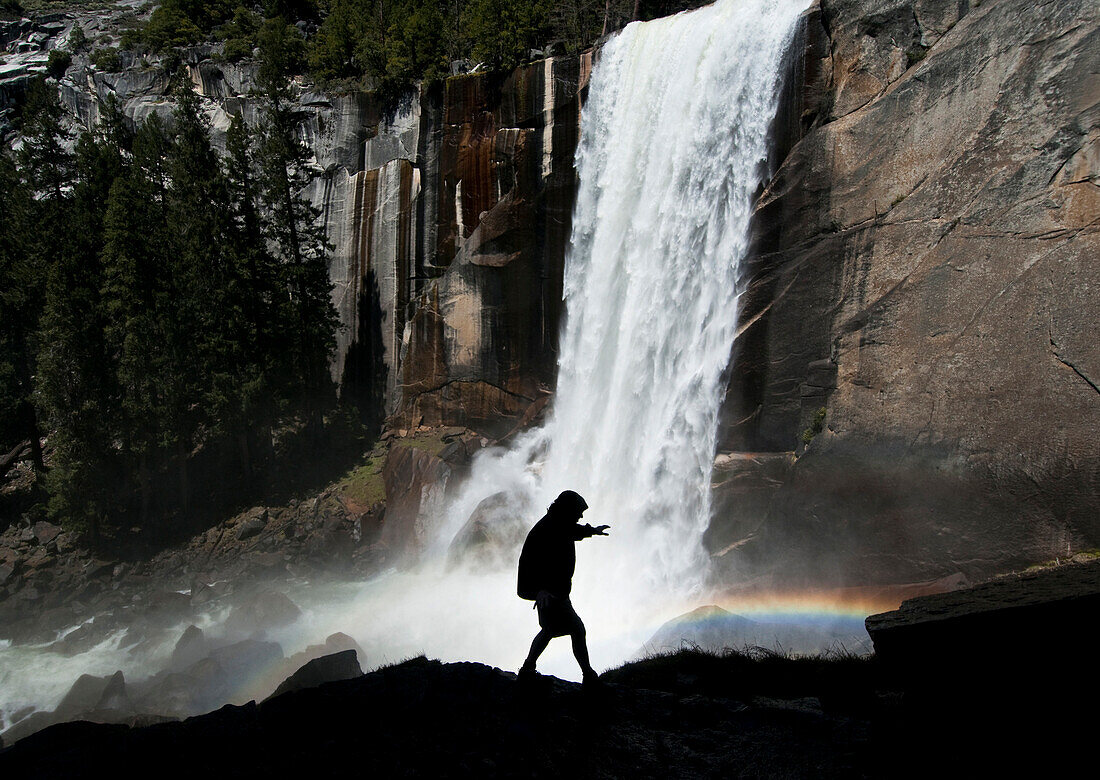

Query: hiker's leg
[523,630,552,670]
[569,618,594,677]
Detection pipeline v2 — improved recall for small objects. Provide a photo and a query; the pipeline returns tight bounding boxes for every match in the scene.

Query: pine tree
[224,113,282,475]
[257,17,339,437]
[100,165,169,525]
[162,84,232,508]
[36,97,134,537]
[13,78,76,477]
[0,156,42,478]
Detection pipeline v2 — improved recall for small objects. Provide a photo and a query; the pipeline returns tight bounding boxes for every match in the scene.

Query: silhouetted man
[517,490,609,685]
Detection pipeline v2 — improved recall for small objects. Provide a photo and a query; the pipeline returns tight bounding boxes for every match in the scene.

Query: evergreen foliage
[0,157,40,474]
[90,46,123,72]
[6,65,338,538]
[116,0,649,96]
[257,20,339,432]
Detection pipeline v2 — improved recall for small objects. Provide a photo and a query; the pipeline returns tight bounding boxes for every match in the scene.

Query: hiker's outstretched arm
[573,524,611,540]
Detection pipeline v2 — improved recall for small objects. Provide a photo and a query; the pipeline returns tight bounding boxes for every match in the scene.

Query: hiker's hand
[536,590,554,609]
[593,525,610,536]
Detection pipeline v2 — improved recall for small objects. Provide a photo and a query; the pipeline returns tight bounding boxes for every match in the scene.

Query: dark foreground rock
[866,557,1100,690]
[864,558,1100,768]
[0,656,877,778]
[267,649,362,699]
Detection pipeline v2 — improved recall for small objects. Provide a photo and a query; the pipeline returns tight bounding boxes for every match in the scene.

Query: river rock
[53,671,126,721]
[235,508,268,540]
[447,490,531,569]
[170,625,207,670]
[224,591,301,635]
[0,561,16,586]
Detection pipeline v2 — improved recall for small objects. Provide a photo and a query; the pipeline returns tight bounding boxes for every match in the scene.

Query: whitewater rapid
[0,0,808,726]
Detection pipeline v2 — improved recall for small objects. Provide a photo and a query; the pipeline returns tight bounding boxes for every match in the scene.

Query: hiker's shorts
[537,595,584,638]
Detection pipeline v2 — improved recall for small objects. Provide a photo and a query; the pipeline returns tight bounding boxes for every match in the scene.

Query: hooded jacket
[517,491,598,600]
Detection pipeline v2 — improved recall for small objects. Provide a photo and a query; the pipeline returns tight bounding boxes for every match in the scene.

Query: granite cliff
[712,0,1100,588]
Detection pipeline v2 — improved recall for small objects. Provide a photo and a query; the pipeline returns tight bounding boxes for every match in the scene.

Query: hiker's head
[549,490,588,521]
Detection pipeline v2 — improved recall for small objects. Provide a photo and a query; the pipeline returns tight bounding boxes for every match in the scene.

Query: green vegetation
[90,46,122,71]
[109,1,684,99]
[1,62,341,541]
[801,406,827,446]
[68,25,88,51]
[337,454,386,508]
[399,430,454,457]
[216,5,262,60]
[46,48,72,76]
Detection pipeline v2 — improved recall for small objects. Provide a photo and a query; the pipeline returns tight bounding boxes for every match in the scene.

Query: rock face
[2,9,589,435]
[713,0,1100,586]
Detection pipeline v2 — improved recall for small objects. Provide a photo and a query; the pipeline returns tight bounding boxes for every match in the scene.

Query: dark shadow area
[339,269,389,434]
[93,411,375,561]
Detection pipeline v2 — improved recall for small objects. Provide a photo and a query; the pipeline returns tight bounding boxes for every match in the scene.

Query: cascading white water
[0,0,808,728]
[428,0,810,673]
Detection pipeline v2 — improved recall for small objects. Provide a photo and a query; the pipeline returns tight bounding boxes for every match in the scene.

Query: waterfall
[430,0,810,672]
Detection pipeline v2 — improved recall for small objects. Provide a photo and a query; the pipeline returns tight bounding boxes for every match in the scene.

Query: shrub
[46,49,72,77]
[91,47,122,72]
[800,407,827,446]
[215,5,261,61]
[68,25,87,52]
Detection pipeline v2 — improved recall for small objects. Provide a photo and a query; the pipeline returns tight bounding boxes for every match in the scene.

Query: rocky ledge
[1,654,880,777]
[866,555,1100,694]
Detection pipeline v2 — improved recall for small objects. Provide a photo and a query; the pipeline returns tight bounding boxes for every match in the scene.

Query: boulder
[31,521,61,546]
[447,490,532,569]
[224,591,301,635]
[94,671,131,712]
[170,625,207,671]
[280,632,367,684]
[866,559,1100,679]
[53,671,125,721]
[0,561,16,586]
[235,508,268,541]
[84,559,116,579]
[268,649,363,699]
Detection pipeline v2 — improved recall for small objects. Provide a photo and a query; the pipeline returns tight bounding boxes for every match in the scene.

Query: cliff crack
[1049,331,1100,398]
